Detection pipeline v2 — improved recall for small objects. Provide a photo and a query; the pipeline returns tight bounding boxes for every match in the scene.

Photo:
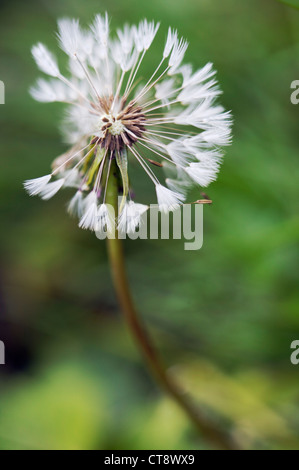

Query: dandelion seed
[97,203,115,234]
[79,191,98,230]
[155,184,184,212]
[31,43,60,77]
[67,190,84,217]
[118,201,149,234]
[24,174,52,196]
[40,178,65,200]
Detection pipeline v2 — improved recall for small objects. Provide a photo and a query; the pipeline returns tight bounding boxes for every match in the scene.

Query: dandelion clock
[24,14,237,450]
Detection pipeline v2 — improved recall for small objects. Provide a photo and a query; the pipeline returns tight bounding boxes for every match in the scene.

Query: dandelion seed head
[25,14,232,234]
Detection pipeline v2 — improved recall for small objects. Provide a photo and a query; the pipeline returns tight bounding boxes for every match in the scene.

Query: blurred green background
[0,0,299,450]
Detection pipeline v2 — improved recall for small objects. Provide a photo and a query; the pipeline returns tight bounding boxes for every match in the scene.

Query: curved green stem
[106,161,240,450]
